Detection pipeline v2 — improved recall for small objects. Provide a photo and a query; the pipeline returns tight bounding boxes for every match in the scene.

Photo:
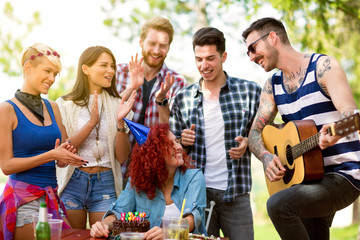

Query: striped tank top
[272,53,360,189]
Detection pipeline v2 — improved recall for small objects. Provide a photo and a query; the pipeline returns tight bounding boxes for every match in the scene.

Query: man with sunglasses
[170,27,261,239]
[242,17,360,240]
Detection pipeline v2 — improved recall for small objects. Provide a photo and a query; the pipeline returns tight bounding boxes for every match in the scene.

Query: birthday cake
[189,233,229,240]
[112,212,150,235]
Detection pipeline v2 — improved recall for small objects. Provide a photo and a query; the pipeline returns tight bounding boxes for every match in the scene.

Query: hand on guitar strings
[319,124,341,150]
[262,152,286,182]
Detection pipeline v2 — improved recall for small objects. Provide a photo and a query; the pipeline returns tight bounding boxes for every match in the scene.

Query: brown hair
[242,17,290,45]
[140,17,174,44]
[61,46,120,106]
[192,27,226,55]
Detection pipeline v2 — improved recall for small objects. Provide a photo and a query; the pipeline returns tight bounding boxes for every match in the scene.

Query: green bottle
[35,202,51,240]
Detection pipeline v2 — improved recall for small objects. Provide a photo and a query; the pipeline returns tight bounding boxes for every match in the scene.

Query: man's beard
[256,43,279,72]
[142,48,166,68]
[266,45,279,72]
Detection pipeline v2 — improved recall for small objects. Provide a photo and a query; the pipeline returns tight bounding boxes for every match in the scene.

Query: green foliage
[0,2,40,76]
[48,66,76,101]
[262,0,360,107]
[101,0,360,107]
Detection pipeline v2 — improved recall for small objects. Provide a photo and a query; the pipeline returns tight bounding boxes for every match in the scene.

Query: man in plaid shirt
[169,27,261,239]
[116,16,186,128]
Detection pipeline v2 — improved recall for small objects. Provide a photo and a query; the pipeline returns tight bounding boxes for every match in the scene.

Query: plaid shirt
[169,72,261,202]
[116,62,186,127]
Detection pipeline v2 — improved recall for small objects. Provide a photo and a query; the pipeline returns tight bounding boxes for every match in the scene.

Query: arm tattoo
[316,57,331,94]
[249,97,276,160]
[262,77,273,94]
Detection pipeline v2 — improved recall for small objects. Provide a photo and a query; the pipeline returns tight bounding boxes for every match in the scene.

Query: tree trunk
[194,0,208,30]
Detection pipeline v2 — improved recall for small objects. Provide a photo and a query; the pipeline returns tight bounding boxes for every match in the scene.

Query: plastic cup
[162,217,189,240]
[32,213,53,237]
[48,219,63,240]
[119,232,144,240]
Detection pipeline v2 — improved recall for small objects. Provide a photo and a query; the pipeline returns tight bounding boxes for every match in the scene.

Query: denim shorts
[60,168,117,212]
[16,195,65,227]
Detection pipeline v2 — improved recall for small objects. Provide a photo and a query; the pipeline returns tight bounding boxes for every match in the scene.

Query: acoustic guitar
[261,113,360,196]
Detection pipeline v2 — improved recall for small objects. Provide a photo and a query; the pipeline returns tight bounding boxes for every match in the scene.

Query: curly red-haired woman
[90,123,206,239]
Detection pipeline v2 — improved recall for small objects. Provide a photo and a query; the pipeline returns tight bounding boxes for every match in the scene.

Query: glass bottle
[35,202,51,240]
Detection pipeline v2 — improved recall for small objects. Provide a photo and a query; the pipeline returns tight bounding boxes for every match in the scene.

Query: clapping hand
[89,90,100,128]
[53,139,87,167]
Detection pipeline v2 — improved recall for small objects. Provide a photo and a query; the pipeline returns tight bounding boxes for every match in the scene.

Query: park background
[1,0,359,239]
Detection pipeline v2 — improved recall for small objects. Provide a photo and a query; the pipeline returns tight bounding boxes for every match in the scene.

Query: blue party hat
[123,118,150,145]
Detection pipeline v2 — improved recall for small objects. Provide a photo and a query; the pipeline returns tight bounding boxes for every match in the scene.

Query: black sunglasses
[247,32,270,56]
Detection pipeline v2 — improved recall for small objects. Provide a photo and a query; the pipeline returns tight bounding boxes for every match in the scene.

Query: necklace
[87,97,105,173]
[14,89,44,125]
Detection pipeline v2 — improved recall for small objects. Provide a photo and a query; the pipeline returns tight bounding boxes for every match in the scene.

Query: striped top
[272,53,360,189]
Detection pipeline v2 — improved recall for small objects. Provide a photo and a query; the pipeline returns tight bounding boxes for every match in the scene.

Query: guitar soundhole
[285,145,294,166]
[283,145,295,184]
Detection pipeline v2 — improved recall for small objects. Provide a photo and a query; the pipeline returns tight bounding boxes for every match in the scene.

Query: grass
[254,222,359,240]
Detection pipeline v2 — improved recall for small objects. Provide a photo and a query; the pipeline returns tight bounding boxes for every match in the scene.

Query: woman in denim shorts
[0,43,86,240]
[56,46,135,229]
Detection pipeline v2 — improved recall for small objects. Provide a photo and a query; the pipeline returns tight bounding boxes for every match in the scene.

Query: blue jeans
[267,173,359,240]
[206,188,254,240]
[60,168,117,212]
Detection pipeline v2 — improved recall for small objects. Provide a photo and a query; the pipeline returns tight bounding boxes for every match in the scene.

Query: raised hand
[89,90,100,127]
[155,72,175,102]
[117,90,136,121]
[129,53,144,91]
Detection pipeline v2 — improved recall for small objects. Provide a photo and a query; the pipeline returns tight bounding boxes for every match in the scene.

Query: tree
[102,0,360,106]
[0,2,40,76]
[102,1,360,228]
[258,0,360,106]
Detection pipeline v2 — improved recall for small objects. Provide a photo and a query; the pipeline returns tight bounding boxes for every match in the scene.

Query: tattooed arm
[317,55,358,149]
[248,77,286,181]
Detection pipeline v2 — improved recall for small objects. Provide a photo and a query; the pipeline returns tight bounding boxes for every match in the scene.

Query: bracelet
[55,160,68,168]
[116,124,128,133]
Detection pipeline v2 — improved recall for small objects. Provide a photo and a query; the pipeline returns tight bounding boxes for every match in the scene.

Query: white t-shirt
[203,98,228,190]
[163,203,181,218]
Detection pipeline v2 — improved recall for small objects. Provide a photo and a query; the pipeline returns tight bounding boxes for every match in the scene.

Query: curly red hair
[128,123,190,200]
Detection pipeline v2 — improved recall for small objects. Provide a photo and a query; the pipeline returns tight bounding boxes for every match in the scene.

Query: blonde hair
[140,17,174,44]
[21,43,62,71]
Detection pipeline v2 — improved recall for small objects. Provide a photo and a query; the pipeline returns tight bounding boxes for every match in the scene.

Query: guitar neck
[291,113,360,159]
[291,133,321,159]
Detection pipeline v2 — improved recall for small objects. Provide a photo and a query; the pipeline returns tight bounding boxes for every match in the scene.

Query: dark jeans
[267,173,360,240]
[206,188,254,240]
